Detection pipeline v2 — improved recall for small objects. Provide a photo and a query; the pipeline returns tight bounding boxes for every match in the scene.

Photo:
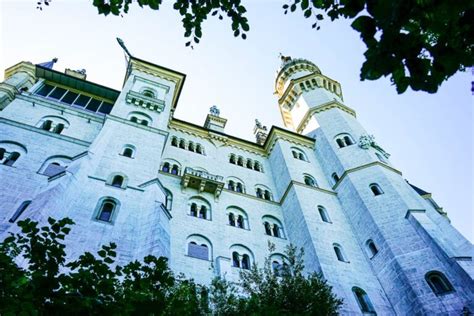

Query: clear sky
[1,0,472,242]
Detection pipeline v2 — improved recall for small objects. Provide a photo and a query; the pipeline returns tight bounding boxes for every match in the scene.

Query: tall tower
[274,56,474,314]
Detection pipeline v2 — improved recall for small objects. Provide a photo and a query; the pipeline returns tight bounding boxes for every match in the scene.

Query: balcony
[125,90,165,113]
[181,167,224,198]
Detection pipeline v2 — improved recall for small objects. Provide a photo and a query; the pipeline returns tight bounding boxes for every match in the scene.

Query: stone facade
[0,55,473,315]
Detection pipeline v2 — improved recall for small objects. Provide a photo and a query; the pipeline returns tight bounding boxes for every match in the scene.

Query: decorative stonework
[125,90,165,113]
[359,135,390,158]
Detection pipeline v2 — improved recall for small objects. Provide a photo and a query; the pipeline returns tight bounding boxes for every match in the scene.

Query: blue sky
[1,1,472,241]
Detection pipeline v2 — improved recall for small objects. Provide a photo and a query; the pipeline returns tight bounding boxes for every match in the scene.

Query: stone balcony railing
[181,167,224,198]
[125,90,165,113]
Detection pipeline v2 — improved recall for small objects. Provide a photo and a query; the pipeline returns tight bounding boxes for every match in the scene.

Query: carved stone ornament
[209,105,220,117]
[358,135,390,158]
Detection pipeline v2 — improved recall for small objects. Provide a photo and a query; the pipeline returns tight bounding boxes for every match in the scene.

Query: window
[179,139,186,149]
[3,152,20,166]
[333,244,347,262]
[96,199,118,223]
[227,207,248,229]
[370,183,384,196]
[196,144,203,154]
[256,186,273,201]
[189,197,211,220]
[122,147,134,158]
[171,137,178,147]
[164,189,173,211]
[352,287,376,314]
[262,216,284,238]
[229,154,236,164]
[111,175,124,188]
[241,254,250,269]
[42,162,66,177]
[41,120,52,131]
[254,162,261,172]
[188,242,209,260]
[304,175,317,187]
[366,240,378,258]
[229,153,263,172]
[227,178,245,193]
[162,162,170,173]
[335,133,355,148]
[237,157,244,166]
[188,142,195,152]
[331,173,340,184]
[142,89,155,98]
[246,159,252,169]
[232,252,240,268]
[425,271,454,295]
[53,123,65,134]
[291,148,307,161]
[256,188,263,199]
[264,190,272,201]
[130,116,138,123]
[9,200,31,223]
[140,120,149,126]
[236,182,243,193]
[171,165,179,175]
[318,206,331,223]
[228,180,236,191]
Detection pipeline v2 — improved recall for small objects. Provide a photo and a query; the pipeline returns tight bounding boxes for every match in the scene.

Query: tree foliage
[1,218,342,314]
[36,0,473,94]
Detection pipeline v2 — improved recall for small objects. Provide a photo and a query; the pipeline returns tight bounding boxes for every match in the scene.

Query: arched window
[318,206,331,223]
[130,116,138,123]
[264,222,272,235]
[179,139,186,149]
[272,261,282,276]
[333,244,347,262]
[246,159,252,169]
[228,213,236,226]
[164,189,173,211]
[41,120,53,131]
[229,154,236,164]
[254,162,261,172]
[272,224,280,238]
[171,164,179,175]
[96,199,118,223]
[425,271,454,295]
[140,120,149,126]
[199,206,207,219]
[171,137,178,147]
[187,235,212,261]
[53,123,65,134]
[264,190,272,201]
[0,148,4,160]
[291,148,307,161]
[188,142,195,152]
[190,203,198,217]
[366,240,378,258]
[335,133,355,148]
[237,215,244,228]
[142,89,155,98]
[9,200,32,223]
[256,188,263,199]
[111,175,124,188]
[189,197,211,220]
[3,152,20,166]
[237,157,244,166]
[263,216,284,238]
[331,173,340,184]
[370,183,384,196]
[353,287,376,314]
[227,180,235,191]
[227,207,248,230]
[304,175,317,187]
[241,254,250,270]
[195,144,203,154]
[122,147,133,158]
[236,182,243,193]
[232,252,240,267]
[162,162,170,173]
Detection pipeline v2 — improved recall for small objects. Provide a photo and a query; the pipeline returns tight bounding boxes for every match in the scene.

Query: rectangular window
[73,94,91,107]
[98,102,114,114]
[85,98,101,112]
[61,91,79,104]
[48,87,67,100]
[36,84,54,96]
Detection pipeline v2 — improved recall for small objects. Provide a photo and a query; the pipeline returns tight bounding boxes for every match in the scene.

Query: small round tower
[275,56,345,133]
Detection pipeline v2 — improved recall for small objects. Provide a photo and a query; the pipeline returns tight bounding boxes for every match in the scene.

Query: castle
[0,53,473,315]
